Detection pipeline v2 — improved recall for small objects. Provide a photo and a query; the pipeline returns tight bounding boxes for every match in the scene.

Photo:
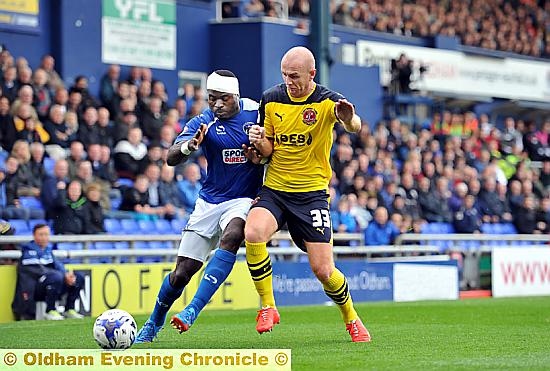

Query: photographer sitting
[12,224,84,320]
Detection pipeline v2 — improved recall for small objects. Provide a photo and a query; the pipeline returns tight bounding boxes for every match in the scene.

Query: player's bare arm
[167,124,207,166]
[248,124,273,157]
[335,99,361,133]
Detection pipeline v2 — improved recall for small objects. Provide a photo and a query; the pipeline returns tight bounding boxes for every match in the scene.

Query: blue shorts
[252,186,332,250]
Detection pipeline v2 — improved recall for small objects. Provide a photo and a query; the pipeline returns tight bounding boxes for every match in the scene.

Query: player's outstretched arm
[167,124,207,166]
[335,99,361,133]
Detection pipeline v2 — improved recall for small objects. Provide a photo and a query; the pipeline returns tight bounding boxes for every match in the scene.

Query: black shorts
[252,186,332,250]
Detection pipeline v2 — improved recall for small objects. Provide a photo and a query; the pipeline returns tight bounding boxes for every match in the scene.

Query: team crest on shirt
[302,107,318,126]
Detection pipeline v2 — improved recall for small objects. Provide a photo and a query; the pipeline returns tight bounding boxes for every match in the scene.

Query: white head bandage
[206,71,239,95]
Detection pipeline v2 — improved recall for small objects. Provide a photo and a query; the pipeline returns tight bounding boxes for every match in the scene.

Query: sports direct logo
[223,149,247,164]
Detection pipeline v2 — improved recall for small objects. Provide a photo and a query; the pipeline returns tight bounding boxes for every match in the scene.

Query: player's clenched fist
[248,125,265,145]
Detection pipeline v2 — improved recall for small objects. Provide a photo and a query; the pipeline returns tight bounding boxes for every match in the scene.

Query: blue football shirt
[175,98,263,204]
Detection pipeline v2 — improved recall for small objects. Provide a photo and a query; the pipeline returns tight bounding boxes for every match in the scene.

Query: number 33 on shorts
[310,209,330,230]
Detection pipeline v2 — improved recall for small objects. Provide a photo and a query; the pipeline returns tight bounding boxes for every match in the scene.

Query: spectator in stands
[177,162,202,213]
[513,195,538,234]
[158,164,186,219]
[78,106,100,148]
[1,156,31,219]
[99,64,120,106]
[39,54,63,91]
[160,124,176,150]
[141,96,164,143]
[14,104,49,144]
[536,196,550,234]
[66,140,85,179]
[1,66,18,102]
[478,177,511,223]
[12,223,84,320]
[119,174,167,219]
[418,177,448,223]
[41,159,69,220]
[97,145,118,185]
[113,126,148,179]
[331,195,358,234]
[66,89,84,119]
[74,160,111,210]
[11,85,37,119]
[364,206,400,246]
[113,108,138,144]
[43,104,75,157]
[11,140,42,199]
[51,180,92,234]
[453,194,482,233]
[28,142,46,186]
[448,182,468,212]
[71,75,97,109]
[84,183,106,234]
[31,68,52,122]
[0,95,16,152]
[144,162,177,220]
[96,106,114,149]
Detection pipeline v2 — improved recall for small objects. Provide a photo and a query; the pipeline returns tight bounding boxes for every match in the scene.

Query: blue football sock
[188,249,236,314]
[150,274,184,326]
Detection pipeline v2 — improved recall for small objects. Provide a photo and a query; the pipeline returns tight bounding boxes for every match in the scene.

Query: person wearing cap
[136,70,264,342]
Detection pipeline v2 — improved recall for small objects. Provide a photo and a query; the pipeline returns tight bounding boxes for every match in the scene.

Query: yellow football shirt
[259,83,343,192]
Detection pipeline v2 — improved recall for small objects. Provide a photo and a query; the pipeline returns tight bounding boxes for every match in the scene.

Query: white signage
[492,248,550,297]
[102,0,176,70]
[393,263,458,302]
[352,40,550,102]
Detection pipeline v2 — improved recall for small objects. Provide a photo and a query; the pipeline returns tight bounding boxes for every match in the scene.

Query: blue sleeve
[54,259,66,273]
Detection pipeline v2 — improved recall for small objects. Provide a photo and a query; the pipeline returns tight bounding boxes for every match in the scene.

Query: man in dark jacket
[12,224,84,320]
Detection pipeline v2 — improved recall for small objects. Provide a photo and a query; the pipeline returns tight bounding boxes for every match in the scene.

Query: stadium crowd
[223,0,550,59]
[0,44,549,245]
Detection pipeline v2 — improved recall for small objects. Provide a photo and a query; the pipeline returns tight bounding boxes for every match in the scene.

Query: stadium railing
[395,233,550,289]
[0,232,444,263]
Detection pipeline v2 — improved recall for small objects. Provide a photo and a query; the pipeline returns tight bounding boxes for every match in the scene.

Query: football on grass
[93,309,137,349]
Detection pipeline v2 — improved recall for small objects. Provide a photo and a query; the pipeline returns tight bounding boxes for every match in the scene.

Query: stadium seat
[501,223,517,234]
[43,157,56,176]
[171,218,189,233]
[56,242,84,264]
[104,218,122,234]
[137,219,157,234]
[8,219,30,235]
[480,223,494,234]
[18,196,44,210]
[90,242,115,263]
[28,219,48,232]
[120,219,139,234]
[117,178,134,188]
[154,219,173,234]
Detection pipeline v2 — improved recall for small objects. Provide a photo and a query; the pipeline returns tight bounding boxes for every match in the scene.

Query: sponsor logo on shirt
[302,107,317,126]
[222,148,247,164]
[215,125,226,135]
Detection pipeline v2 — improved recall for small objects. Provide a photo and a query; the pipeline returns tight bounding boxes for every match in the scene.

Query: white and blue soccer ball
[93,309,137,350]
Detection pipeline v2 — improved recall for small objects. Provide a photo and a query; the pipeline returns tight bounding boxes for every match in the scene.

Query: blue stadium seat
[28,219,48,232]
[171,218,189,233]
[104,218,122,234]
[56,242,84,264]
[110,196,122,210]
[8,219,30,235]
[90,242,115,263]
[120,219,139,234]
[137,219,157,234]
[154,219,173,234]
[18,196,44,210]
[43,157,56,176]
[480,223,494,234]
[501,223,517,234]
[117,178,134,188]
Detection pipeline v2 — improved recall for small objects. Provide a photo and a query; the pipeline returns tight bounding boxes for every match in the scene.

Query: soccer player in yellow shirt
[245,46,371,342]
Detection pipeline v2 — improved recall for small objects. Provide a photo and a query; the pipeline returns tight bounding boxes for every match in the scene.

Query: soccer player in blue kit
[136,70,264,342]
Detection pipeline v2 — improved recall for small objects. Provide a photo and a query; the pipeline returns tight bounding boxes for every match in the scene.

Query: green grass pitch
[1,297,550,370]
